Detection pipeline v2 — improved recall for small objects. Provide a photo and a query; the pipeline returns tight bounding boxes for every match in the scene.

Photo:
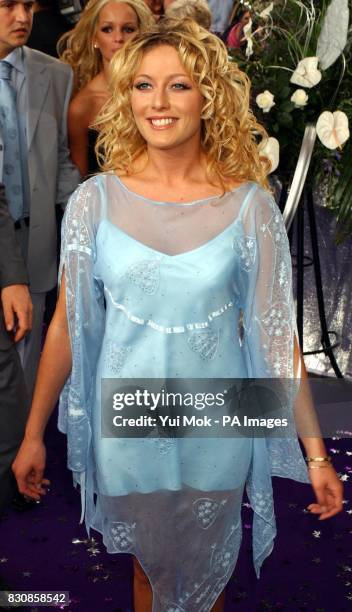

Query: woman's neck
[100,62,109,85]
[137,141,208,187]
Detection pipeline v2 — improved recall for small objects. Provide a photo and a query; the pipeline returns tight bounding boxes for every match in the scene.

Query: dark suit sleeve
[0,184,29,289]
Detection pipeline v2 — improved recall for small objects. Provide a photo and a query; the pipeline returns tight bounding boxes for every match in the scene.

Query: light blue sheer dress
[58,173,309,611]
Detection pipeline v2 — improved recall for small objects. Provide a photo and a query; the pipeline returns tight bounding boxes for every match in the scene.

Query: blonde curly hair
[165,0,212,30]
[58,0,154,94]
[94,18,270,188]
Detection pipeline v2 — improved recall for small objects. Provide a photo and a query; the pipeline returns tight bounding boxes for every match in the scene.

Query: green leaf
[277,86,291,100]
[280,101,295,113]
[277,113,293,128]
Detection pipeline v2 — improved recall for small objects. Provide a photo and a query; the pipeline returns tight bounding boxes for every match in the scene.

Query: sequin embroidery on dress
[107,521,136,553]
[104,342,131,375]
[193,498,228,529]
[187,329,220,360]
[126,259,161,294]
[233,235,257,271]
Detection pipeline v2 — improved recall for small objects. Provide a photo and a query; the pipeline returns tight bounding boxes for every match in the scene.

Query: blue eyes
[134,83,150,90]
[173,83,191,90]
[134,83,191,91]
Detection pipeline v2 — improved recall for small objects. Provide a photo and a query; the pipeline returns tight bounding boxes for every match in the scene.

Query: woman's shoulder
[65,175,110,227]
[69,174,113,203]
[69,79,108,120]
[234,180,274,203]
[225,179,266,201]
[227,180,279,223]
[72,172,116,197]
[68,88,92,120]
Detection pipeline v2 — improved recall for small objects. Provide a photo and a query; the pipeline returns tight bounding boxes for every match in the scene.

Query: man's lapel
[23,47,50,149]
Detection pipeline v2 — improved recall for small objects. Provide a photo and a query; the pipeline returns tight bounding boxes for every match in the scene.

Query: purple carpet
[1,408,351,612]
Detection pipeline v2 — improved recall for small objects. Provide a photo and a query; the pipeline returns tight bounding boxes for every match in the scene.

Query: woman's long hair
[94,18,270,188]
[58,0,154,94]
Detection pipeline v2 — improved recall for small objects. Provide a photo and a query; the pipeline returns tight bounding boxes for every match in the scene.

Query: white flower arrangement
[316,111,350,150]
[258,137,280,172]
[290,57,322,88]
[256,90,275,113]
[290,89,309,108]
[235,0,352,238]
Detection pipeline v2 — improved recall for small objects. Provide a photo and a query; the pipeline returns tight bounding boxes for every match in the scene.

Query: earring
[94,43,99,49]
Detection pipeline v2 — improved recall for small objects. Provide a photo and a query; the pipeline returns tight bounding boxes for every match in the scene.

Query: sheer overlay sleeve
[57,177,105,510]
[238,184,309,575]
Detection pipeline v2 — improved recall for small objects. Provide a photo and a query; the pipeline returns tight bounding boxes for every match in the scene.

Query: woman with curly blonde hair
[14,18,343,612]
[95,17,269,187]
[58,0,154,176]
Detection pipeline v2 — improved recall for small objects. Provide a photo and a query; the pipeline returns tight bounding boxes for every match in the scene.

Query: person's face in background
[241,11,251,26]
[0,0,33,59]
[94,1,139,68]
[143,0,163,21]
[131,45,204,153]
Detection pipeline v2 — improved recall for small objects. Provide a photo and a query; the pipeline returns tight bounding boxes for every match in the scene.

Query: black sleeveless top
[87,129,100,176]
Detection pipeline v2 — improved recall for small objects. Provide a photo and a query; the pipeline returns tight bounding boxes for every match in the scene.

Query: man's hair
[93,18,270,189]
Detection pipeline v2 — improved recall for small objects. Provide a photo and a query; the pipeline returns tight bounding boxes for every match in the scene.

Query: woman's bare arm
[68,96,90,177]
[293,338,343,519]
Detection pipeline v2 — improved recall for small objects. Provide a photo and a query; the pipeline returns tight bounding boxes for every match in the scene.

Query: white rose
[258,137,280,173]
[290,89,309,108]
[256,90,275,113]
[290,57,322,88]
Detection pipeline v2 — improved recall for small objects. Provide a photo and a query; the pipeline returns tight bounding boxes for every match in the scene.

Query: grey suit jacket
[0,184,29,350]
[0,47,81,293]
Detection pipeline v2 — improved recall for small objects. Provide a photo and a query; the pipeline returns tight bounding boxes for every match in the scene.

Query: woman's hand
[12,438,50,502]
[307,465,343,520]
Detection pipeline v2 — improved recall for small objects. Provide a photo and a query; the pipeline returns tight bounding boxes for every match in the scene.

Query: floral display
[229,0,352,242]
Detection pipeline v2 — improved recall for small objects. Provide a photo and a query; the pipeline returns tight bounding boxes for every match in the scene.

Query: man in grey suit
[0,0,80,397]
[0,183,32,512]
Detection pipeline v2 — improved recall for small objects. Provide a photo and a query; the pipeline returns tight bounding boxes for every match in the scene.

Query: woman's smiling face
[131,45,204,152]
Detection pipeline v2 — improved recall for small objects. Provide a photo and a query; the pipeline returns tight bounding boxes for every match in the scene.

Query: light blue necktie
[0,60,23,221]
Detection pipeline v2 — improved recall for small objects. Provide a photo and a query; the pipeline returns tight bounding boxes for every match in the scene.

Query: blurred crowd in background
[28,0,249,56]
